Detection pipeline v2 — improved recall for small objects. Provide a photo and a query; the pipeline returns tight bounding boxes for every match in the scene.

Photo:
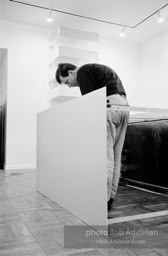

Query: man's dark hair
[55,63,77,84]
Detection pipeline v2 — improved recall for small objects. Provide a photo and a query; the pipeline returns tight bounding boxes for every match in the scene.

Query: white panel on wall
[59,46,99,61]
[49,26,99,49]
[49,26,99,106]
[58,26,99,42]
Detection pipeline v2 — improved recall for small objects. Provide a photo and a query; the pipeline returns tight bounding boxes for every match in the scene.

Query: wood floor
[108,185,168,219]
[0,169,168,256]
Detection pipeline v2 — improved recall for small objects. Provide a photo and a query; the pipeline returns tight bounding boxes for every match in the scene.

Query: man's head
[55,63,78,87]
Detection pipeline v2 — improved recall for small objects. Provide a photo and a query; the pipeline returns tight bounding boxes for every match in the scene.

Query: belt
[107,95,126,103]
[107,104,130,111]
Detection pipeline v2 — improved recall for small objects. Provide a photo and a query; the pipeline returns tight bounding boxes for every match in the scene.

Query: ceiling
[1,0,168,43]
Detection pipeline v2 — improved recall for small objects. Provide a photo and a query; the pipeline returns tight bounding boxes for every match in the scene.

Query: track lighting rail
[9,0,168,29]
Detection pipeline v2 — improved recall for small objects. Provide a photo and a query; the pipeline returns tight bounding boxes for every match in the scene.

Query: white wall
[1,18,166,169]
[100,30,168,109]
[0,21,141,169]
[0,20,52,169]
[140,29,168,109]
[99,37,140,106]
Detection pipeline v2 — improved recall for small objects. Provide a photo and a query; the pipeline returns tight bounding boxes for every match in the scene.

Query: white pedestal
[37,88,108,227]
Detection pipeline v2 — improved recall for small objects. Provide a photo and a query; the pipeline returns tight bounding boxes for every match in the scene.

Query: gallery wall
[0,18,167,169]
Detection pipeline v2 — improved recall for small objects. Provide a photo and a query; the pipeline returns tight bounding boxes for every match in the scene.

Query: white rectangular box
[37,88,108,227]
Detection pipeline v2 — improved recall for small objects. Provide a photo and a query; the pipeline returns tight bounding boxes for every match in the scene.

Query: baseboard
[4,164,36,171]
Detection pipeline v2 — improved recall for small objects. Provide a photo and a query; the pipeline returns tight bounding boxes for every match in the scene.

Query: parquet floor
[0,169,168,256]
[108,185,168,219]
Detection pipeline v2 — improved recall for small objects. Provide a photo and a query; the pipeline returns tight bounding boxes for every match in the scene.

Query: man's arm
[78,70,96,95]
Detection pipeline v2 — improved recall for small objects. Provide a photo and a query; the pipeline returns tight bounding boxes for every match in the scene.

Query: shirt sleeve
[77,70,96,95]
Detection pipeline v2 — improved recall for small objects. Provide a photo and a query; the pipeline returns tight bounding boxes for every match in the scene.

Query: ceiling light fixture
[157,11,165,23]
[120,26,126,37]
[46,9,54,23]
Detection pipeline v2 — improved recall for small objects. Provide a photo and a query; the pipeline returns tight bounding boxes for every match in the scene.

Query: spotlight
[120,26,126,37]
[157,11,165,23]
[46,9,54,23]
